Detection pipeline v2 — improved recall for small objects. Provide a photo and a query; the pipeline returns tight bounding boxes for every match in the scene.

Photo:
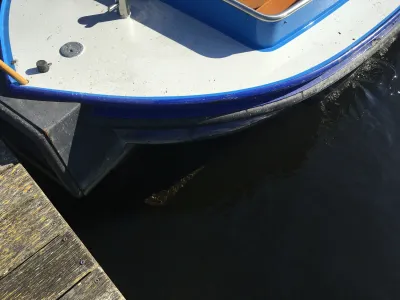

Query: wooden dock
[0,140,125,300]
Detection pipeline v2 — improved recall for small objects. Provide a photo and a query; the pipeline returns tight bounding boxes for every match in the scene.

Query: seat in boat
[238,0,298,14]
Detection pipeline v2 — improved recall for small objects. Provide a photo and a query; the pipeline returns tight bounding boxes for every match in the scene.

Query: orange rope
[0,59,28,85]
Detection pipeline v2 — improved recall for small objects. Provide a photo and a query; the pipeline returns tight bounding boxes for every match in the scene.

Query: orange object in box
[256,0,298,14]
[237,0,298,14]
[238,0,265,9]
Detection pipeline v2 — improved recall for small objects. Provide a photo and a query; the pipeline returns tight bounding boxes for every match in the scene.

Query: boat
[0,0,399,196]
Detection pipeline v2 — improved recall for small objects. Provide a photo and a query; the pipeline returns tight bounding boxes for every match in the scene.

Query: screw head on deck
[60,42,84,58]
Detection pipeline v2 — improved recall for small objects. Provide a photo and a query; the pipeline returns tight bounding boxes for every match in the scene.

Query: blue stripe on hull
[102,14,400,143]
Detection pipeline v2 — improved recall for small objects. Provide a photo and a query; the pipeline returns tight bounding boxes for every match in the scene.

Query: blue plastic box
[160,0,347,49]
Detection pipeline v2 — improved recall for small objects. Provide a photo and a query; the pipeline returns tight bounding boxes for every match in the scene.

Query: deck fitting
[60,42,84,58]
[36,60,51,73]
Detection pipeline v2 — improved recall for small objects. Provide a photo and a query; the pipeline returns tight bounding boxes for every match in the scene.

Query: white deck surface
[7,0,399,97]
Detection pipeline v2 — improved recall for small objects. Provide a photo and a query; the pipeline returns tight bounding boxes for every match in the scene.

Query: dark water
[32,39,400,299]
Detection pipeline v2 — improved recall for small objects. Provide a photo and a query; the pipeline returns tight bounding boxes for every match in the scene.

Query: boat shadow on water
[77,0,252,58]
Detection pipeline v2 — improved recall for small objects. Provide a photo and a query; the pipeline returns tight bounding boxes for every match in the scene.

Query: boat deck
[0,140,124,300]
[2,0,399,98]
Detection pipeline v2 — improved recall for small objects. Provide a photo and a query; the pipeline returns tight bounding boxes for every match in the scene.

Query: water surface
[37,38,400,300]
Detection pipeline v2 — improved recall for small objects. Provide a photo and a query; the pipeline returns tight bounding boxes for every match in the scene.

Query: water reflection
[36,38,400,299]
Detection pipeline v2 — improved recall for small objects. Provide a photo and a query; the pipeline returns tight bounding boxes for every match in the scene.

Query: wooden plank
[60,267,124,300]
[0,164,33,212]
[0,141,125,299]
[0,232,95,300]
[0,164,65,278]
